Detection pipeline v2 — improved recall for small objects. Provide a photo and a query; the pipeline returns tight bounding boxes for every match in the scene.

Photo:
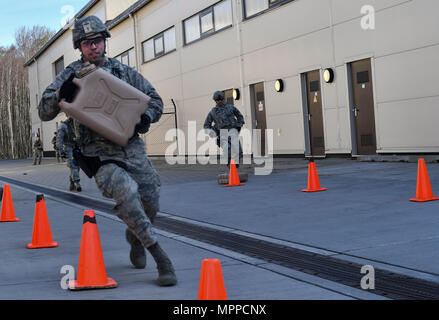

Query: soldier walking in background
[32,136,43,165]
[57,117,81,192]
[204,91,245,168]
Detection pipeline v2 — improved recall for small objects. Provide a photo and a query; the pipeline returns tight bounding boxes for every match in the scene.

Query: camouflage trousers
[94,137,160,248]
[33,150,42,165]
[64,146,80,182]
[218,128,242,166]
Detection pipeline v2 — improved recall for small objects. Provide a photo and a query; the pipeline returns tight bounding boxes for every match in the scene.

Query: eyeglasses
[80,37,105,48]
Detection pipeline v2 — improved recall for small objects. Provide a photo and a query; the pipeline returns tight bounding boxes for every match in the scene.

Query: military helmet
[213,91,225,101]
[72,16,111,49]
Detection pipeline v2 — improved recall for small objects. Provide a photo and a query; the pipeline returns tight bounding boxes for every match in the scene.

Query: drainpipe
[130,13,140,70]
[34,57,44,150]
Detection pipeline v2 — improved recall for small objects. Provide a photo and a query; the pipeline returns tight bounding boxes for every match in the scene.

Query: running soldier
[38,16,177,286]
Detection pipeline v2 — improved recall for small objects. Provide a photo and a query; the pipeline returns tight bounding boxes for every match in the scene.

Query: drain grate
[1,175,439,299]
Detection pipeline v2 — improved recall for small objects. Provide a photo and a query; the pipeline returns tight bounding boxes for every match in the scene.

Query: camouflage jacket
[38,57,163,157]
[33,139,43,151]
[203,103,245,135]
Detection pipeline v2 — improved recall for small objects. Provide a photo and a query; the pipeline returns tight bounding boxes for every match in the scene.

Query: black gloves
[59,74,79,103]
[61,151,67,159]
[134,113,152,135]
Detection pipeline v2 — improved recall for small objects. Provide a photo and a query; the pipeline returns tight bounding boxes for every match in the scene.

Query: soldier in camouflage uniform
[38,16,177,287]
[57,117,82,192]
[204,91,245,167]
[33,136,43,165]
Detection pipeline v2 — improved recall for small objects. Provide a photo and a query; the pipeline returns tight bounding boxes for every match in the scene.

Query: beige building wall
[133,0,438,155]
[107,18,135,59]
[27,0,439,156]
[105,0,137,21]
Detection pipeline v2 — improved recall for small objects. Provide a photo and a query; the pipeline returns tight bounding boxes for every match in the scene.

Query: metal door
[304,70,325,156]
[251,82,267,156]
[350,59,376,155]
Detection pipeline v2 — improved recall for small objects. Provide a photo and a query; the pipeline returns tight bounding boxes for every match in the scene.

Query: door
[350,59,377,155]
[304,70,325,156]
[251,82,267,156]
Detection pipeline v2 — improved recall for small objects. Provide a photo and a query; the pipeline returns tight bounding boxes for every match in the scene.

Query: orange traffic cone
[410,158,439,202]
[198,259,227,300]
[0,184,19,222]
[27,195,58,249]
[225,160,245,187]
[301,160,327,192]
[68,210,117,290]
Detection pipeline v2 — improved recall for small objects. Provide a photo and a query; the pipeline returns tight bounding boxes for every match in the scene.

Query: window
[183,0,233,45]
[244,0,294,18]
[54,57,64,78]
[115,48,136,68]
[142,26,176,63]
[200,10,214,35]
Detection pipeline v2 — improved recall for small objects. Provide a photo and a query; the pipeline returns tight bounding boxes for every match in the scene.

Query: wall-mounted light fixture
[323,68,335,83]
[233,88,240,100]
[275,79,284,92]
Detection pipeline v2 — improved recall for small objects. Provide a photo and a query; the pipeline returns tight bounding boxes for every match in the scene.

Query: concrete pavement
[0,156,438,300]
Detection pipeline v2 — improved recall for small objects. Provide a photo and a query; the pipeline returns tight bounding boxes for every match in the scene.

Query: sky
[0,0,91,47]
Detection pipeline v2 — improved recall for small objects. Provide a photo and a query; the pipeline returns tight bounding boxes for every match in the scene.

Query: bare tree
[0,26,54,160]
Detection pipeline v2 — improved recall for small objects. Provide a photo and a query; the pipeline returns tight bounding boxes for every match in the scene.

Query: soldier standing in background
[37,16,176,287]
[57,117,82,192]
[33,135,43,165]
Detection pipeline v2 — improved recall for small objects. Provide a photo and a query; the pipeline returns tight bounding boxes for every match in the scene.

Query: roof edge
[107,0,153,29]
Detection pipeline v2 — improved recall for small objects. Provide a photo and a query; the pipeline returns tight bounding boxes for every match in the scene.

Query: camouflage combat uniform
[38,14,176,287]
[57,118,81,190]
[204,103,245,165]
[33,138,43,165]
[38,57,163,249]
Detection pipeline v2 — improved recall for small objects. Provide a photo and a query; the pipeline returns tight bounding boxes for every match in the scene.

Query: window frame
[183,0,233,46]
[141,26,177,64]
[114,47,136,68]
[153,34,165,56]
[199,7,215,36]
[243,0,295,20]
[53,56,64,79]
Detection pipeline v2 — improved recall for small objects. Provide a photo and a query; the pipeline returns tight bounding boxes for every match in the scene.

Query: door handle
[353,107,359,117]
[308,114,312,121]
[255,120,258,127]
